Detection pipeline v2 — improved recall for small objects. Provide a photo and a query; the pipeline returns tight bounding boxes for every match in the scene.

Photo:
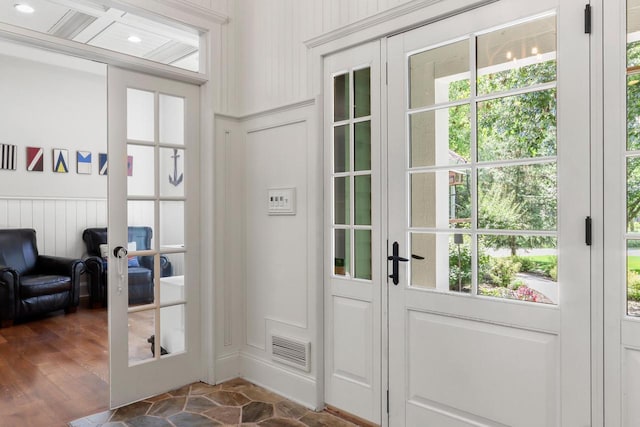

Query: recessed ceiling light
[14,3,35,14]
[128,35,141,43]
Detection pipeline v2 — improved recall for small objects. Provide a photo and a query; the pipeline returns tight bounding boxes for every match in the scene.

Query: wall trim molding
[215,351,242,384]
[0,196,107,201]
[241,351,319,410]
[215,98,316,123]
[147,0,230,24]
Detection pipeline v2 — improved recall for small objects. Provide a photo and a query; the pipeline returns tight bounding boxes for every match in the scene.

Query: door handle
[388,241,409,285]
[113,246,128,258]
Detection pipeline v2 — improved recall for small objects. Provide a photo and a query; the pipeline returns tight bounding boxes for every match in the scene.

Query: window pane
[628,73,640,151]
[354,121,371,171]
[127,144,155,197]
[478,162,557,231]
[335,229,351,277]
[411,232,466,292]
[477,89,556,162]
[354,230,372,280]
[334,125,349,173]
[477,235,557,304]
[477,15,557,95]
[410,104,471,168]
[409,40,470,109]
[354,175,371,226]
[127,88,154,142]
[160,201,184,248]
[334,177,350,225]
[159,94,184,145]
[334,73,350,122]
[129,309,155,365]
[160,304,185,355]
[411,169,471,228]
[160,148,185,197]
[628,240,640,316]
[628,157,640,232]
[127,201,155,250]
[354,67,371,118]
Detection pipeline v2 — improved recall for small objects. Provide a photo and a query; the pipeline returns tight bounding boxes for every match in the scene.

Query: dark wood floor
[0,304,109,427]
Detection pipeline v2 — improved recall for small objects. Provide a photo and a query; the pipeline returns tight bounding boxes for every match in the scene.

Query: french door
[107,67,201,407]
[387,0,591,425]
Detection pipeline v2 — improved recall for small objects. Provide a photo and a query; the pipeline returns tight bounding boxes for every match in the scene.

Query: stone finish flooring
[69,378,361,427]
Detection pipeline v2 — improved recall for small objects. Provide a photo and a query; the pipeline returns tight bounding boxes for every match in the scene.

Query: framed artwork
[26,147,44,172]
[99,153,108,176]
[0,143,17,170]
[127,155,133,176]
[52,149,69,173]
[77,151,92,174]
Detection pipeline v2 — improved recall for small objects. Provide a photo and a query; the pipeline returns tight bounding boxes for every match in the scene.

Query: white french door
[387,0,591,425]
[107,66,201,407]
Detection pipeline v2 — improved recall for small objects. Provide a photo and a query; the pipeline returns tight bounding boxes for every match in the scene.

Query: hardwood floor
[0,304,109,427]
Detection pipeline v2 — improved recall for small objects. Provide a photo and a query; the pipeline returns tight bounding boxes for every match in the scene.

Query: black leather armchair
[82,226,172,307]
[0,228,83,327]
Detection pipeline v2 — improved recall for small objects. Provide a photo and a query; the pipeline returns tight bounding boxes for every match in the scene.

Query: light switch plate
[268,187,296,215]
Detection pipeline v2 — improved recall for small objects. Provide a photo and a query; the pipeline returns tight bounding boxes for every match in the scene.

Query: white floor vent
[271,334,310,372]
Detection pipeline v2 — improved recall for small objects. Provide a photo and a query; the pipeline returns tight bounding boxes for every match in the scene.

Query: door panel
[108,67,201,407]
[387,0,590,425]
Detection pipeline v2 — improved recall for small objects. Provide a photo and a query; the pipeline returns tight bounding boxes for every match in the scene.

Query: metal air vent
[271,334,310,372]
[49,10,97,39]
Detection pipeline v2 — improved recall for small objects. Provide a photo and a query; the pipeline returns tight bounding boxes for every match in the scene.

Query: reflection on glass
[628,240,640,316]
[410,105,471,168]
[354,67,371,118]
[477,235,557,304]
[160,148,185,197]
[335,229,351,277]
[354,175,371,226]
[411,170,471,228]
[478,162,557,231]
[129,309,155,364]
[334,73,350,122]
[159,94,185,145]
[334,125,349,173]
[477,15,556,95]
[335,177,350,225]
[477,90,556,161]
[409,40,470,109]
[160,304,185,355]
[160,201,184,248]
[127,89,154,142]
[354,230,372,280]
[127,144,155,197]
[354,121,371,171]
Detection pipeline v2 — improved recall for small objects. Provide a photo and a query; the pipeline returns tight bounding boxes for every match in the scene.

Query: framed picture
[53,149,69,173]
[99,153,108,176]
[26,146,44,172]
[0,144,17,171]
[77,151,92,174]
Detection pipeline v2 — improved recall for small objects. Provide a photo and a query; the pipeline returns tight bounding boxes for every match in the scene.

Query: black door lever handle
[388,241,409,285]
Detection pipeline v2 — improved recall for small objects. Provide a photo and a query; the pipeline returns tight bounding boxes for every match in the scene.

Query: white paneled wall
[0,198,107,259]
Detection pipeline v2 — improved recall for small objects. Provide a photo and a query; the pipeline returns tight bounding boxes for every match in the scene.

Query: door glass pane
[354,121,371,171]
[411,232,466,292]
[128,201,156,248]
[160,201,184,248]
[159,94,185,145]
[478,162,557,230]
[335,177,350,225]
[162,252,185,279]
[127,89,154,142]
[478,235,557,304]
[354,67,371,118]
[354,230,372,280]
[334,229,350,277]
[334,125,350,173]
[354,175,371,226]
[477,15,557,95]
[409,39,470,109]
[160,148,185,197]
[627,74,640,151]
[411,170,471,228]
[129,309,155,364]
[127,144,155,197]
[410,105,471,168]
[160,304,185,355]
[477,90,557,162]
[628,157,640,232]
[448,233,472,292]
[334,73,350,121]
[628,240,640,316]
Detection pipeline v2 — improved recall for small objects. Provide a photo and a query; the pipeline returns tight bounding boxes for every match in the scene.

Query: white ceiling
[0,0,200,71]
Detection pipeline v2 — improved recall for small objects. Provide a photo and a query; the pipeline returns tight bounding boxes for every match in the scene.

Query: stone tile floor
[69,378,361,427]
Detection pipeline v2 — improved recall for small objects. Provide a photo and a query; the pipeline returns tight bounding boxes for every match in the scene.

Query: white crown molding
[215,98,316,123]
[151,0,230,25]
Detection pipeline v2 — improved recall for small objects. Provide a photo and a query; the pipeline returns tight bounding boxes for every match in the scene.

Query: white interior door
[387,0,591,425]
[108,66,201,407]
[323,41,382,424]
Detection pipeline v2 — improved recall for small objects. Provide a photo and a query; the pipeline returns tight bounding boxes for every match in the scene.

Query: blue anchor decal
[169,148,183,186]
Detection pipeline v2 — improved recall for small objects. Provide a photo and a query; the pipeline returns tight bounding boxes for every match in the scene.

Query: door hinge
[585,216,592,246]
[386,389,389,413]
[584,4,591,34]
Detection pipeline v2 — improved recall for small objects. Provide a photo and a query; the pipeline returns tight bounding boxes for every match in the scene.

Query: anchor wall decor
[169,148,183,186]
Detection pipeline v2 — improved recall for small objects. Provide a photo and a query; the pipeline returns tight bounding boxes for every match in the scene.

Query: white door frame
[0,0,223,389]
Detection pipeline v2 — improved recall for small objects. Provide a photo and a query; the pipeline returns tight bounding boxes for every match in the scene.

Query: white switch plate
[268,187,296,215]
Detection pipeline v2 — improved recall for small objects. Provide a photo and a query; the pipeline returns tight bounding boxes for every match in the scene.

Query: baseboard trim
[240,351,319,410]
[215,351,241,384]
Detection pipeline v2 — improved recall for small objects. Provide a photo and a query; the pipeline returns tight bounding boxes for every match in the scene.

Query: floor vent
[271,335,310,372]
